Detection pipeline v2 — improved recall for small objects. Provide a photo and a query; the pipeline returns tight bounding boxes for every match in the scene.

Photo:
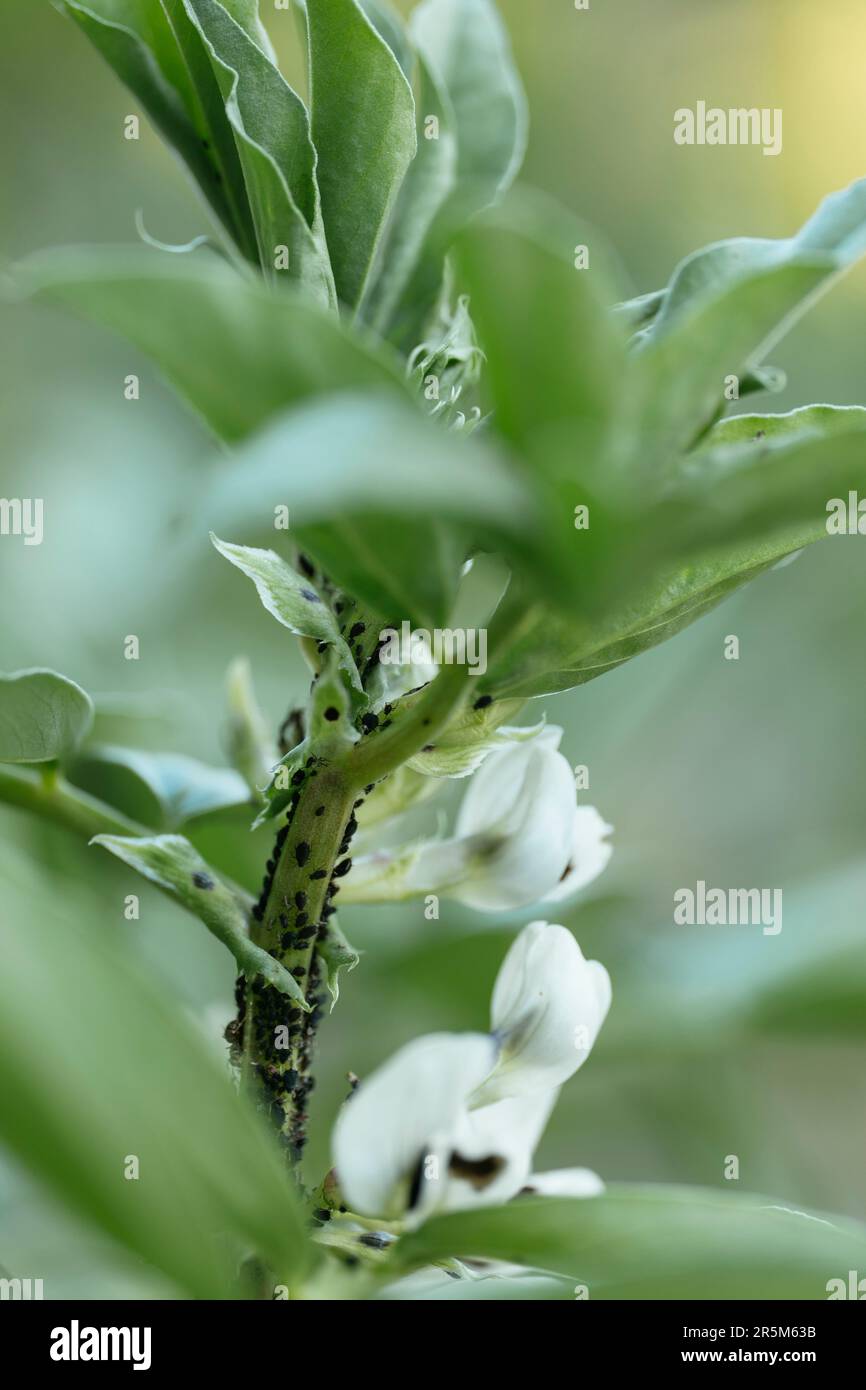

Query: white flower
[332,922,610,1223]
[342,727,613,912]
[477,921,612,1103]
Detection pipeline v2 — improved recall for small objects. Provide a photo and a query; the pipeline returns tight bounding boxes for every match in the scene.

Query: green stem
[0,765,146,839]
[346,663,470,788]
[241,665,471,1156]
[0,765,253,913]
[242,764,358,1158]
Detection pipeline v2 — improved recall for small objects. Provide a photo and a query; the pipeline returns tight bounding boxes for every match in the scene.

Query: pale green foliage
[0,669,93,763]
[3,0,866,1301]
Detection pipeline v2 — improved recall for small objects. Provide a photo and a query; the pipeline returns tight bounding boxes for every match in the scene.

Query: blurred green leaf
[664,412,866,558]
[92,831,309,1007]
[69,744,250,829]
[381,0,526,353]
[411,0,526,204]
[56,0,258,255]
[0,669,94,764]
[306,0,416,309]
[630,177,866,466]
[364,52,458,341]
[696,403,866,453]
[211,535,363,698]
[12,248,408,442]
[184,0,335,304]
[0,893,311,1297]
[483,407,866,699]
[225,657,279,799]
[481,552,777,699]
[454,196,631,622]
[207,392,537,628]
[396,1187,866,1299]
[457,195,626,470]
[608,860,866,1057]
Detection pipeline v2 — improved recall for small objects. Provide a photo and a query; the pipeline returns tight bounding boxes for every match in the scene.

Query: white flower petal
[475,921,611,1102]
[442,1089,559,1211]
[332,1032,497,1219]
[543,806,613,903]
[520,1167,605,1198]
[452,737,577,910]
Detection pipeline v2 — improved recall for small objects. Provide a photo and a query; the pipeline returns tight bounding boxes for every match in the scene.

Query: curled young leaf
[316,919,360,1009]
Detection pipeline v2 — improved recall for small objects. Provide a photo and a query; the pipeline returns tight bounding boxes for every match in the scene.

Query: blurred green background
[2,0,866,1296]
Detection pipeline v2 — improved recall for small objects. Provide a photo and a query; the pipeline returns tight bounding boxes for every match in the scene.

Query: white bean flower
[332,922,611,1225]
[342,727,613,912]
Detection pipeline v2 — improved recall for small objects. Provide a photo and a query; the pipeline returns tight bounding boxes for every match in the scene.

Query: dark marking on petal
[448,1152,506,1190]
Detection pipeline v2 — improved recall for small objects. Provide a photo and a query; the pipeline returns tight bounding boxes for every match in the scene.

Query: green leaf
[481,554,777,700]
[92,832,310,1008]
[630,177,866,467]
[664,410,866,559]
[695,403,866,454]
[456,194,626,468]
[379,0,526,353]
[253,740,310,829]
[364,51,458,340]
[183,0,336,305]
[357,0,414,76]
[207,392,537,629]
[68,744,251,829]
[455,195,629,610]
[483,406,866,699]
[12,248,408,442]
[396,1187,866,1300]
[56,0,258,255]
[211,535,364,697]
[0,878,310,1298]
[0,669,94,764]
[225,656,279,798]
[306,0,417,310]
[315,919,360,1009]
[411,0,527,204]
